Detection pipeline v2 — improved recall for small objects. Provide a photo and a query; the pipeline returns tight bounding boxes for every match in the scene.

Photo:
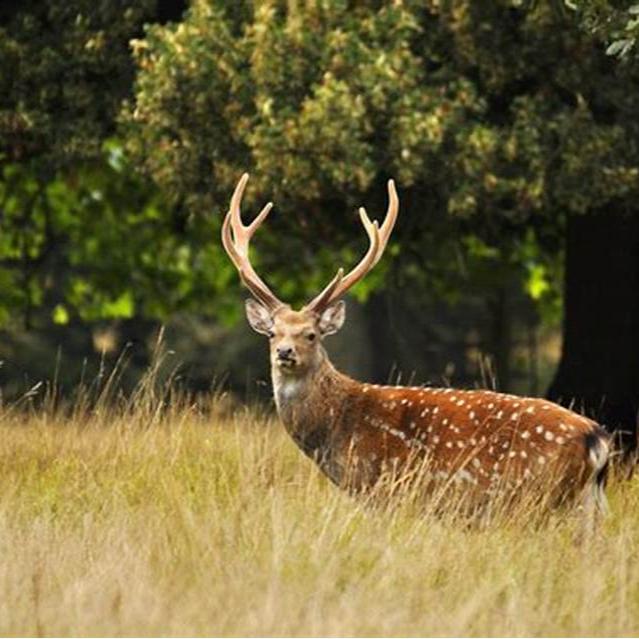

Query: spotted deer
[222,173,611,513]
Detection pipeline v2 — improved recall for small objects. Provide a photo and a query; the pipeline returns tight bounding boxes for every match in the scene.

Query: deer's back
[334,384,610,497]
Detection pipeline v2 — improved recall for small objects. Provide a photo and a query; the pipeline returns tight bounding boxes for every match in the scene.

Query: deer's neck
[271,353,357,478]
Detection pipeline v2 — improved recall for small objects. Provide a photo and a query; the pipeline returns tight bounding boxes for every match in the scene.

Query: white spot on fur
[454,469,477,485]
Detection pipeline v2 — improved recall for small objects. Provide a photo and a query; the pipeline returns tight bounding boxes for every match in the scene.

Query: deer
[221,173,611,516]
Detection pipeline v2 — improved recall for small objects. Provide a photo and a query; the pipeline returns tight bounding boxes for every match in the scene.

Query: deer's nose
[277,346,294,360]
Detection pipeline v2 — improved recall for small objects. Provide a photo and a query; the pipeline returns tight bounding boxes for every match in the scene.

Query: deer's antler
[305,179,398,313]
[221,173,284,310]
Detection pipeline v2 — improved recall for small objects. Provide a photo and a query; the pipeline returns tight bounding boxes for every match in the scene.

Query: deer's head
[221,173,398,377]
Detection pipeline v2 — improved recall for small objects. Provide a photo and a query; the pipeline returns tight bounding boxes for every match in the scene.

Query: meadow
[0,375,638,637]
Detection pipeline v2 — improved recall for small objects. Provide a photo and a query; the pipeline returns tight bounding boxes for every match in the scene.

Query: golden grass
[0,385,638,637]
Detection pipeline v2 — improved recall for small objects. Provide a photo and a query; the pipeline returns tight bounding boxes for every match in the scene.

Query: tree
[0,1,196,330]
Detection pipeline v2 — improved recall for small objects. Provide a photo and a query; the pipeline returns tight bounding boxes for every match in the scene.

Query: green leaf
[102,291,135,319]
[52,304,70,325]
[526,264,550,300]
[606,39,634,57]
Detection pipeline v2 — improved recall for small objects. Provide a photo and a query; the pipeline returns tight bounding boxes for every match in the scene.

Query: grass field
[1,379,638,637]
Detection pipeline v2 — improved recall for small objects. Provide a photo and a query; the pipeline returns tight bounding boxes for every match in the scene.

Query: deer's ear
[245,299,274,335]
[318,300,346,336]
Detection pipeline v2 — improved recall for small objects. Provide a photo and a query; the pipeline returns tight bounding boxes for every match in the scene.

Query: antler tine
[306,179,398,313]
[221,173,284,310]
[361,178,398,267]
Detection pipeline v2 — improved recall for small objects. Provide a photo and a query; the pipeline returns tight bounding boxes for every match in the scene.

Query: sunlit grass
[0,376,638,636]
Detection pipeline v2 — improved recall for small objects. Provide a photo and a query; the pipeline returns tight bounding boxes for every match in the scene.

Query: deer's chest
[274,386,349,485]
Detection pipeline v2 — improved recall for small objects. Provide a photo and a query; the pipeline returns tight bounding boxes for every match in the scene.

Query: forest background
[2,0,639,450]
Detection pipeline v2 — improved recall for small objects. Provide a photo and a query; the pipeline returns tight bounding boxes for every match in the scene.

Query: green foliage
[122,0,639,320]
[0,2,159,327]
[0,2,156,166]
[566,1,639,59]
[0,2,245,328]
[0,138,255,327]
[4,1,639,329]
[122,1,481,306]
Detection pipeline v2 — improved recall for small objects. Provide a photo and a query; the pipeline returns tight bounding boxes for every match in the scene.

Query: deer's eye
[307,332,316,342]
[267,330,275,339]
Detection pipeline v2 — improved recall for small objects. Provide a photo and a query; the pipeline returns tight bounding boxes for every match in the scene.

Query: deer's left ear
[318,300,346,336]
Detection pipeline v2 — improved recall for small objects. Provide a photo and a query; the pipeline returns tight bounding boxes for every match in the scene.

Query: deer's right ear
[318,300,346,336]
[245,299,274,335]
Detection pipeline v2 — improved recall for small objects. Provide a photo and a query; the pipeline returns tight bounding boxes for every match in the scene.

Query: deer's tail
[585,429,611,515]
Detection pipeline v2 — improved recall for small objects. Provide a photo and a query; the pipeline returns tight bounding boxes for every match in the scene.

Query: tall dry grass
[0,360,638,636]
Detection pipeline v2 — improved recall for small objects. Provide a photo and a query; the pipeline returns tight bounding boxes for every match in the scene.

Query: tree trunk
[547,208,639,457]
[488,285,513,393]
[365,292,398,384]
